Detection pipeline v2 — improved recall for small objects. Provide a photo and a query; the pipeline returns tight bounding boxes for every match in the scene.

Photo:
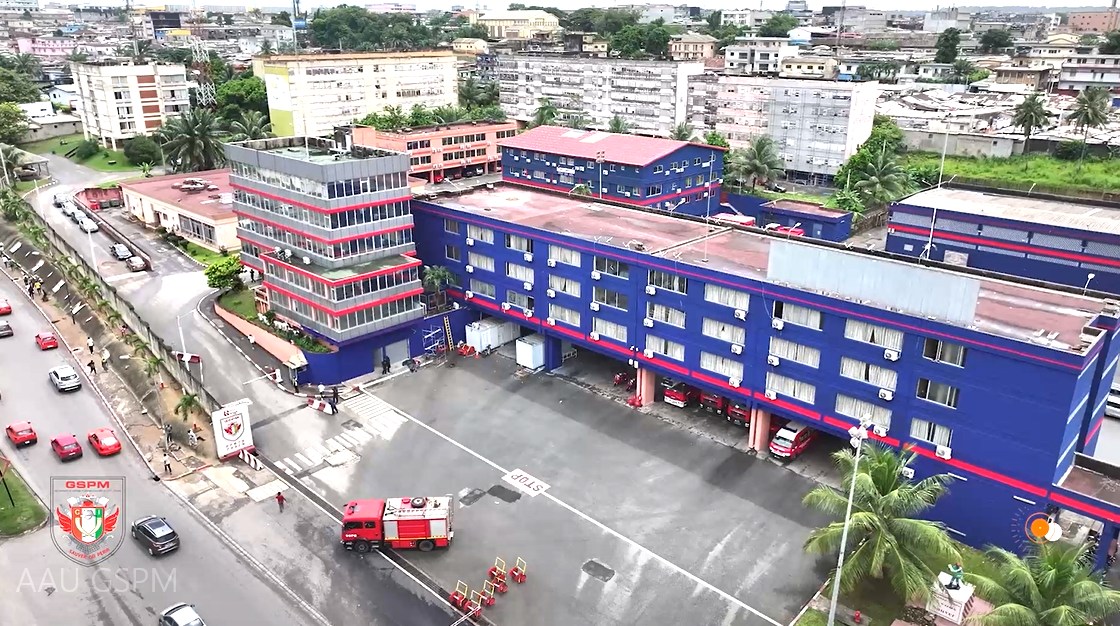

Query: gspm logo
[50,477,126,567]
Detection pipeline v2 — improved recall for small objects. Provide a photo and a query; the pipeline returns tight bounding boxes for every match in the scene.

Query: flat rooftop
[431,184,1111,354]
[263,251,415,282]
[764,199,847,219]
[902,187,1120,236]
[118,169,235,222]
[230,137,402,165]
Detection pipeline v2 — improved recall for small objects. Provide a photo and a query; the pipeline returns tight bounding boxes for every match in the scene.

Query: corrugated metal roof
[497,126,700,167]
[904,187,1120,236]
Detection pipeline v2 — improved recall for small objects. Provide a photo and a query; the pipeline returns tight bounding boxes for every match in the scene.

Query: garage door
[384,339,410,368]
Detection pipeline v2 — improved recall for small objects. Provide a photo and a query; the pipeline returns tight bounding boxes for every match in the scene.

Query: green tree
[309,7,440,50]
[159,109,226,173]
[226,110,273,141]
[562,8,639,35]
[0,103,29,145]
[670,123,694,141]
[610,24,647,57]
[643,23,671,57]
[966,542,1120,626]
[259,39,274,55]
[468,105,505,121]
[0,67,43,103]
[0,145,26,186]
[565,113,588,129]
[979,29,1013,53]
[0,187,30,221]
[123,135,162,166]
[702,130,729,150]
[408,103,433,127]
[705,10,722,30]
[530,98,557,128]
[725,136,784,191]
[803,444,960,603]
[934,28,961,63]
[905,163,940,188]
[10,53,40,77]
[825,188,865,214]
[215,76,268,121]
[380,105,407,130]
[174,393,202,420]
[65,51,89,64]
[758,13,799,37]
[271,10,291,26]
[431,105,467,124]
[204,255,244,291]
[858,60,900,82]
[852,149,908,209]
[1099,30,1120,55]
[421,265,455,292]
[608,114,630,134]
[1069,86,1113,171]
[454,23,489,40]
[1011,92,1049,156]
[73,139,100,160]
[458,77,483,108]
[951,59,976,84]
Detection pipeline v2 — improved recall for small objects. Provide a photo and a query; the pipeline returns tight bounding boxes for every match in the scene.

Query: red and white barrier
[307,397,336,415]
[238,448,263,470]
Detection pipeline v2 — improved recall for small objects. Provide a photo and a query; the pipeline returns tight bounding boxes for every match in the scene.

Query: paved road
[0,277,319,626]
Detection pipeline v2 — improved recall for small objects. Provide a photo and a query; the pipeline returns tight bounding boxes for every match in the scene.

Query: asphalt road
[0,277,319,626]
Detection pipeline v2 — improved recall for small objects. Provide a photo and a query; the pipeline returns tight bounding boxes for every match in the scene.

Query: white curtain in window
[701,352,744,379]
[766,372,816,404]
[646,335,685,361]
[507,234,531,252]
[467,252,494,272]
[778,302,821,329]
[549,304,580,327]
[704,284,750,309]
[834,394,892,429]
[507,263,535,283]
[702,318,746,344]
[548,274,581,297]
[844,319,904,351]
[593,318,626,342]
[770,338,820,368]
[910,418,952,446]
[649,303,686,327]
[467,224,494,243]
[469,279,495,298]
[507,291,531,309]
[839,357,897,390]
[549,245,581,267]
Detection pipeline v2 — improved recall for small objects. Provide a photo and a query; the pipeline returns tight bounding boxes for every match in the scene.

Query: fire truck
[340,496,454,553]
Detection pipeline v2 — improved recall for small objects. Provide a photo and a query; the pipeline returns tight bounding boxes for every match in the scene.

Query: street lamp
[1084,273,1096,295]
[176,310,203,385]
[825,418,873,626]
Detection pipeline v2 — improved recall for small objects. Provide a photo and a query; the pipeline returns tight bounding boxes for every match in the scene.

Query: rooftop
[256,50,454,63]
[902,187,1120,237]
[431,184,1110,354]
[498,126,719,168]
[118,169,236,222]
[229,136,402,164]
[764,199,848,219]
[355,118,518,137]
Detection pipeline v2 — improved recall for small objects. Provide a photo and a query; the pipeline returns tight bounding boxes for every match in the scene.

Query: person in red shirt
[276,491,286,513]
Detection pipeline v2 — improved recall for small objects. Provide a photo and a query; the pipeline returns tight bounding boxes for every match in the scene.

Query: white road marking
[247,480,289,502]
[308,443,330,460]
[324,438,343,453]
[302,446,325,466]
[336,431,361,447]
[346,428,373,444]
[277,459,297,474]
[293,452,313,468]
[353,390,783,626]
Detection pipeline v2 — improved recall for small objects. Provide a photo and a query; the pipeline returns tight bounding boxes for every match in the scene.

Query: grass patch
[796,608,828,626]
[904,152,1120,195]
[20,132,85,156]
[182,243,225,267]
[19,133,137,173]
[0,468,48,536]
[13,179,43,193]
[81,148,138,172]
[218,289,258,321]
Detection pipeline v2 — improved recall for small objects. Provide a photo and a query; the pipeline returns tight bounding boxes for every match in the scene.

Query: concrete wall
[901,130,1021,158]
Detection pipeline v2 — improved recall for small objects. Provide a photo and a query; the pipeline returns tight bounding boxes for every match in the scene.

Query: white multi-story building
[470,10,560,38]
[0,0,38,11]
[711,76,878,181]
[1059,53,1120,92]
[724,36,797,75]
[720,9,773,29]
[252,51,458,138]
[843,9,888,34]
[496,56,703,138]
[922,8,971,33]
[70,60,190,150]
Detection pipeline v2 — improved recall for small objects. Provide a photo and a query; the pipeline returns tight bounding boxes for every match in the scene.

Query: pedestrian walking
[275,491,286,513]
[317,383,325,399]
[381,355,391,375]
[87,337,95,354]
[332,386,340,405]
[26,283,33,298]
[163,453,172,476]
[86,359,96,376]
[247,334,256,348]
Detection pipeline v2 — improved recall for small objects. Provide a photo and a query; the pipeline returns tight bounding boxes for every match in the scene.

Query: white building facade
[724,36,797,75]
[70,61,190,149]
[1059,53,1120,92]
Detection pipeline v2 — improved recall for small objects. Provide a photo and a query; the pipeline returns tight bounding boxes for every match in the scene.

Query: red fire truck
[340,496,454,553]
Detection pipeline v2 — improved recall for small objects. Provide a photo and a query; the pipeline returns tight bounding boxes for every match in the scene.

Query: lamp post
[826,418,872,626]
[176,310,203,385]
[595,150,605,199]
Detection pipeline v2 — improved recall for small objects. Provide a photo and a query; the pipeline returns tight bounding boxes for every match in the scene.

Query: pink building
[15,37,78,60]
[1069,9,1120,33]
[350,119,522,183]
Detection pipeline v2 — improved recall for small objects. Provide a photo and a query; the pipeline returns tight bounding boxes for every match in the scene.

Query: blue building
[723,194,853,241]
[497,125,726,216]
[411,180,1120,562]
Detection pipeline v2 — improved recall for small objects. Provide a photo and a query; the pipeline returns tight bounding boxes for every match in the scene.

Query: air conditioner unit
[501,302,512,311]
[546,289,556,298]
[591,270,602,280]
[546,317,556,326]
[466,238,475,246]
[465,291,474,299]
[935,445,952,460]
[643,348,655,358]
[771,318,785,330]
[734,309,747,320]
[466,265,476,274]
[524,309,533,318]
[764,389,777,400]
[873,425,888,437]
[623,192,631,197]
[731,344,743,355]
[523,281,533,291]
[729,377,741,388]
[589,301,600,311]
[884,349,900,362]
[645,285,657,296]
[589,332,600,341]
[546,259,557,267]
[643,317,655,327]
[900,467,915,479]
[878,389,894,401]
[523,252,533,263]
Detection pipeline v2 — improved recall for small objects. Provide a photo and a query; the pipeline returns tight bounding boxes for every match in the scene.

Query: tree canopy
[123,135,162,166]
[758,13,799,37]
[561,8,639,34]
[1100,30,1120,55]
[310,7,451,50]
[0,103,30,145]
[215,76,268,121]
[979,29,1013,53]
[0,68,43,104]
[610,21,671,58]
[934,28,961,63]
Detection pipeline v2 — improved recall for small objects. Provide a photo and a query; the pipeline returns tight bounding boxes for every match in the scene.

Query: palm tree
[951,59,976,84]
[481,81,499,107]
[1069,86,1113,171]
[0,144,25,185]
[0,187,29,222]
[670,123,694,141]
[159,109,225,173]
[259,39,274,56]
[1012,92,1049,157]
[11,53,40,77]
[143,355,164,378]
[422,265,455,292]
[408,104,433,127]
[966,542,1120,626]
[530,98,557,128]
[468,105,506,122]
[803,444,961,603]
[139,162,153,178]
[380,105,407,130]
[853,149,908,209]
[608,115,631,134]
[65,51,88,64]
[432,105,467,124]
[458,78,482,108]
[174,393,201,420]
[565,113,588,129]
[726,136,784,192]
[225,110,273,142]
[569,183,592,197]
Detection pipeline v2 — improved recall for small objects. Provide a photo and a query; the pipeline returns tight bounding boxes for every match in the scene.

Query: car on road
[67,208,84,223]
[125,256,147,272]
[88,427,121,456]
[0,320,12,338]
[35,331,58,350]
[5,421,37,447]
[78,218,99,233]
[158,602,204,626]
[0,298,11,315]
[52,194,64,208]
[132,515,181,556]
[48,364,82,392]
[765,182,787,193]
[110,243,132,260]
[50,434,83,461]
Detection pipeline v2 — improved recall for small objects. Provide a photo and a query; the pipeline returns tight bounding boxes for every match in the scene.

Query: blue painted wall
[303,324,416,384]
[723,193,853,241]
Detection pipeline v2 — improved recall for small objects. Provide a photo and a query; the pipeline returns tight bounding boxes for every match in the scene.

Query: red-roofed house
[497,126,726,215]
[120,169,240,253]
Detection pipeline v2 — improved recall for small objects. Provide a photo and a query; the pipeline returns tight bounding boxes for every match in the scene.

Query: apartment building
[349,119,520,182]
[470,9,560,39]
[1059,53,1120,92]
[0,0,38,11]
[780,56,839,80]
[226,136,425,382]
[496,56,703,138]
[670,33,717,61]
[724,37,797,75]
[720,8,772,28]
[70,60,190,149]
[252,52,459,138]
[563,32,610,57]
[843,9,888,34]
[14,36,76,60]
[1068,9,1120,34]
[922,8,971,33]
[713,76,878,182]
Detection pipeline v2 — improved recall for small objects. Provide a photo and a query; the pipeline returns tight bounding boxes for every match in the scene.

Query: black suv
[131,515,180,556]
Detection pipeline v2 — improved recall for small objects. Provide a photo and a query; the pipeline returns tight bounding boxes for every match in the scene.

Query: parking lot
[254,350,834,626]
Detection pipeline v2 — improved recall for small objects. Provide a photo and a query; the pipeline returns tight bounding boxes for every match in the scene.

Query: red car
[663,382,701,408]
[35,332,59,350]
[0,298,11,315]
[87,428,122,456]
[769,422,817,461]
[5,421,37,447]
[50,434,83,461]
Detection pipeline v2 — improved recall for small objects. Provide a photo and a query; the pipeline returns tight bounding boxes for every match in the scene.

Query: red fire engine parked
[341,496,454,553]
[700,392,728,416]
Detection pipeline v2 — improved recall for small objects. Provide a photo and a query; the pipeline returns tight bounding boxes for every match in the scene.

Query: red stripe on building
[1051,491,1120,524]
[265,282,424,317]
[262,253,422,287]
[637,352,690,376]
[234,210,413,245]
[891,223,1120,269]
[504,176,720,208]
[1086,416,1104,443]
[230,181,412,215]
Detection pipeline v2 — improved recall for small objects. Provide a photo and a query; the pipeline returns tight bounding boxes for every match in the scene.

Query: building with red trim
[349,119,521,183]
[225,136,426,383]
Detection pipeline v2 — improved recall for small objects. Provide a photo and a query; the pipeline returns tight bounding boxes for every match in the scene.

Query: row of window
[230,162,408,201]
[239,218,413,261]
[268,262,418,302]
[271,290,424,333]
[234,189,410,230]
[444,148,486,162]
[514,151,712,173]
[442,133,486,146]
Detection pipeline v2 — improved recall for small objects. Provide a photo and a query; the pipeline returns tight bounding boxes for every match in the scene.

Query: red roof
[497,126,712,167]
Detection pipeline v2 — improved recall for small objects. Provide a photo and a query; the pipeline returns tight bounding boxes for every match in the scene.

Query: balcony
[272,299,426,344]
[268,269,422,314]
[234,201,413,244]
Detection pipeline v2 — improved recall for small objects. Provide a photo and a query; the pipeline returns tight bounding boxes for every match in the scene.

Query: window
[910,418,952,447]
[694,157,702,165]
[702,318,745,344]
[467,224,494,243]
[467,252,494,272]
[549,304,580,327]
[916,378,959,409]
[469,279,495,298]
[648,270,688,294]
[593,286,628,310]
[506,262,534,284]
[700,352,744,379]
[923,338,967,367]
[594,256,629,278]
[765,372,816,404]
[773,301,822,330]
[445,244,461,261]
[593,318,627,342]
[769,338,821,368]
[548,274,580,297]
[835,395,892,430]
[647,302,686,327]
[507,290,534,309]
[645,335,685,361]
[839,357,897,390]
[646,184,663,196]
[844,319,904,351]
[653,165,664,173]
[704,284,750,309]
[548,245,580,267]
[505,233,533,253]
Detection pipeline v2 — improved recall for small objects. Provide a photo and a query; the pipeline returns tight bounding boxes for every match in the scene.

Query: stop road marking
[502,468,551,497]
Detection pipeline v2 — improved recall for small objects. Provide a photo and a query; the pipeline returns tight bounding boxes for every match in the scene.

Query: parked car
[110,243,132,260]
[48,364,82,392]
[663,382,701,408]
[0,320,12,338]
[126,256,148,272]
[765,182,787,193]
[68,208,84,223]
[158,603,204,626]
[133,515,181,556]
[52,194,64,208]
[769,422,817,461]
[59,204,78,219]
[34,331,58,350]
[78,219,99,233]
[0,298,11,315]
[726,401,751,427]
[88,427,122,456]
[50,434,83,461]
[5,421,37,447]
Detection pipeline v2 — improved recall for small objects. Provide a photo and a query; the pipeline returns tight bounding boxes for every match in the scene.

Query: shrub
[123,135,162,166]
[73,139,100,160]
[1054,140,1086,161]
